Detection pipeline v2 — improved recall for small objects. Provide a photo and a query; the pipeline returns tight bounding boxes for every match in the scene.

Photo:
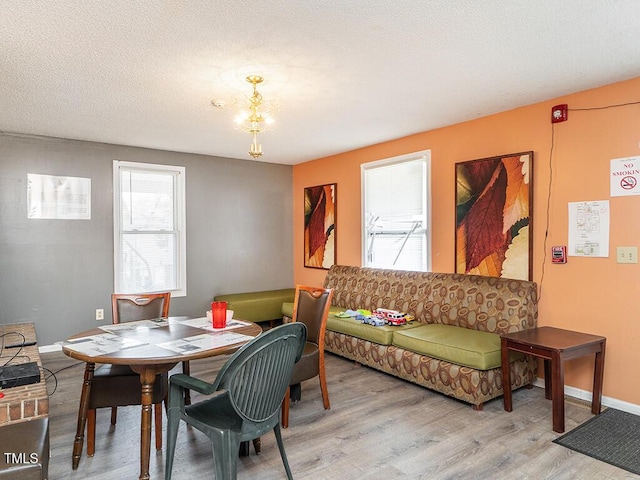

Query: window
[113,161,186,296]
[362,151,431,271]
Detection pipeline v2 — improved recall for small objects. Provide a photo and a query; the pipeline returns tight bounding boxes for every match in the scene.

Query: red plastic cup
[211,301,227,329]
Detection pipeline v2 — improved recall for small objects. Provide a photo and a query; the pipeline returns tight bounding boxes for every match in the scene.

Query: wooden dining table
[62,317,262,480]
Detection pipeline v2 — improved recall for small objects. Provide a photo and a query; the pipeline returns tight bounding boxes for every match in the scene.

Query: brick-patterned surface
[0,323,48,426]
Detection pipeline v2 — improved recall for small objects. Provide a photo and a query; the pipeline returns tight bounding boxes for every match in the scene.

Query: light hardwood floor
[41,350,637,480]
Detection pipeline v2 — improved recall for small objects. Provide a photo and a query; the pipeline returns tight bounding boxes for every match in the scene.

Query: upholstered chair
[281,285,333,428]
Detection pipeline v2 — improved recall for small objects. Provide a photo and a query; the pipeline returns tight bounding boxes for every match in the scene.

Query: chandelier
[233,75,275,159]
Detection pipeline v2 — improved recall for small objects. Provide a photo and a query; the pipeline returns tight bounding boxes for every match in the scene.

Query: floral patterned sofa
[284,265,538,409]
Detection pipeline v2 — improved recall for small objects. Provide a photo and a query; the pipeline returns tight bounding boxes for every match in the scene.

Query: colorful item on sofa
[360,316,385,327]
[335,308,414,326]
[373,308,407,325]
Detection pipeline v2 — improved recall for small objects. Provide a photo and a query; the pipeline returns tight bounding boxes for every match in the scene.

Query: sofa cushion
[283,303,421,345]
[392,324,503,370]
[327,313,422,345]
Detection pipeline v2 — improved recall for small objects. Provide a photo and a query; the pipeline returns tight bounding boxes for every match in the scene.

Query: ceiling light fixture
[234,75,275,159]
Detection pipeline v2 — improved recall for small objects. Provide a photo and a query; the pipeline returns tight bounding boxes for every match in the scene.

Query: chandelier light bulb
[235,111,249,124]
[249,131,263,159]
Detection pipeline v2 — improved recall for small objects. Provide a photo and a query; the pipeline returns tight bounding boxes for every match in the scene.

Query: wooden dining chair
[281,285,333,428]
[83,292,170,457]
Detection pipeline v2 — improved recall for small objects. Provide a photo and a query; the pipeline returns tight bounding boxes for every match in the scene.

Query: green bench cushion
[281,302,294,318]
[326,313,422,345]
[214,288,295,323]
[392,324,503,370]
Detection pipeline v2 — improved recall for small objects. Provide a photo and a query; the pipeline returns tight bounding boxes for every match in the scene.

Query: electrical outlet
[616,246,638,264]
[96,308,104,321]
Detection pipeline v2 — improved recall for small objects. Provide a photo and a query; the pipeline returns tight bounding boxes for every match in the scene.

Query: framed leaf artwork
[304,183,336,269]
[455,152,533,281]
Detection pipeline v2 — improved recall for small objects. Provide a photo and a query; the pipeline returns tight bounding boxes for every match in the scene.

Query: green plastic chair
[165,322,307,480]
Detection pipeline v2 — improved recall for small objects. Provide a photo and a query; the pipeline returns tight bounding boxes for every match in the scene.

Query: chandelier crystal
[233,75,275,159]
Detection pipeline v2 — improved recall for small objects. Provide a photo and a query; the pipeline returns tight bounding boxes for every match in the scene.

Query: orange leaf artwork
[455,152,533,280]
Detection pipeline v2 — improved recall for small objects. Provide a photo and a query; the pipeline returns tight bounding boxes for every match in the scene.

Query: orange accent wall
[293,76,640,407]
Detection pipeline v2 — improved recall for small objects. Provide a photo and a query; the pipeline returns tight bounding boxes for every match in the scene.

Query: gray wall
[0,133,293,345]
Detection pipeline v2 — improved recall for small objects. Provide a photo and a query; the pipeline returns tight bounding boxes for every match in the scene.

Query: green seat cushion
[392,324,503,370]
[282,302,294,318]
[281,303,342,319]
[326,313,422,345]
[214,288,295,323]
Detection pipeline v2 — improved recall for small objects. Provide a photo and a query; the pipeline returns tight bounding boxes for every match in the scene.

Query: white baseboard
[532,378,640,416]
[38,343,63,353]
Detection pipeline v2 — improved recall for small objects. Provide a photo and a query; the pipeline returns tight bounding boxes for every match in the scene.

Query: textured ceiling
[2,1,640,165]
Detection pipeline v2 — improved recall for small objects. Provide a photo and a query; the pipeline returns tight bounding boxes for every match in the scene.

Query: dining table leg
[130,364,175,480]
[131,366,158,480]
[72,362,95,469]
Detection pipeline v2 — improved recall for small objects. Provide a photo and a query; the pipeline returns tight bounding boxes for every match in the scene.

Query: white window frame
[113,160,187,297]
[361,150,431,271]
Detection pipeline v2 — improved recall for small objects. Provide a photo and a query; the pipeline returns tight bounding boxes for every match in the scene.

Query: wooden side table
[501,326,606,433]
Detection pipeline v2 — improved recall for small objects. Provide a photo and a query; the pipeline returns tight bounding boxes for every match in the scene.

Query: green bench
[214,288,295,325]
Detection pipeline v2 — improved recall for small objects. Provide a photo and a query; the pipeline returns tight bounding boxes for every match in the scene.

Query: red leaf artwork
[455,152,532,280]
[304,184,336,268]
[462,164,507,272]
[306,186,327,256]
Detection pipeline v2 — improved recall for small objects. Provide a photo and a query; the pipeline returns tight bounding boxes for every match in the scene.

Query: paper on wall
[567,200,610,257]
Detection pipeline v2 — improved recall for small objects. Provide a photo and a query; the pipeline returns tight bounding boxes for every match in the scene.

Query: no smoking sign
[611,156,640,197]
[620,176,637,190]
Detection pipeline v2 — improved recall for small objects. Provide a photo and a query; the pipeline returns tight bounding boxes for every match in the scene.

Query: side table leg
[72,362,95,469]
[551,352,565,433]
[592,340,606,415]
[543,359,552,400]
[501,339,513,411]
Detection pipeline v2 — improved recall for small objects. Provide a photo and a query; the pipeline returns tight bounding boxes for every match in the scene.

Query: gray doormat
[553,408,640,475]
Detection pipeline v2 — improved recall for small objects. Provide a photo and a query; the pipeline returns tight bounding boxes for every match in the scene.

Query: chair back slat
[292,286,333,345]
[111,293,171,324]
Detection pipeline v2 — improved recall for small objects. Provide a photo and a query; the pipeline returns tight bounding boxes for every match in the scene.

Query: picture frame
[455,152,533,281]
[304,183,336,269]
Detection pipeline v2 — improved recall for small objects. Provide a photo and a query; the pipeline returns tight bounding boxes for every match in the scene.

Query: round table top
[62,317,263,366]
